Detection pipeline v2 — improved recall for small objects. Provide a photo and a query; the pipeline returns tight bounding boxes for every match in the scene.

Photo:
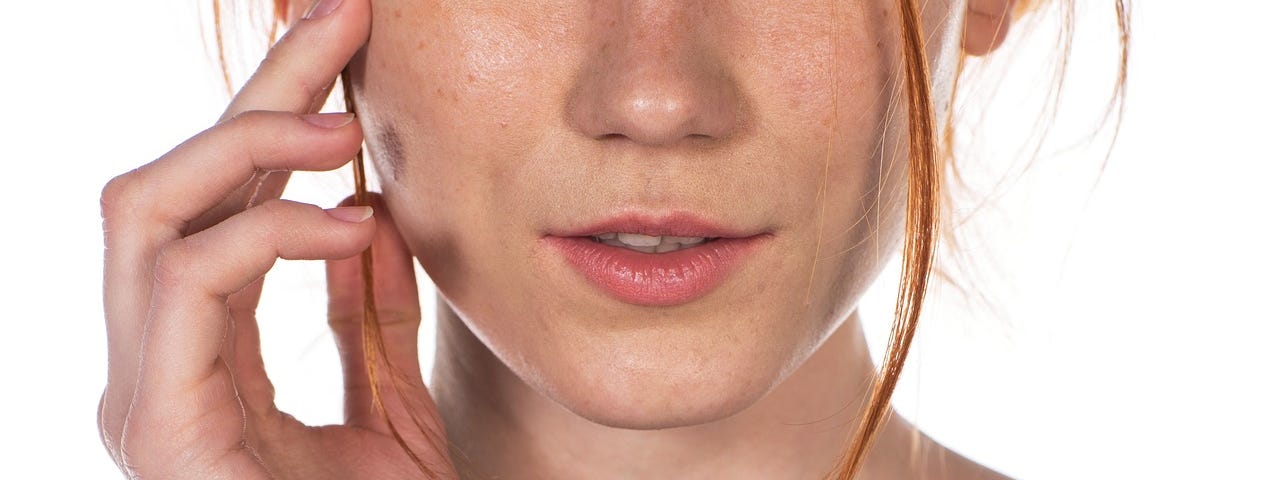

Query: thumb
[325,192,434,432]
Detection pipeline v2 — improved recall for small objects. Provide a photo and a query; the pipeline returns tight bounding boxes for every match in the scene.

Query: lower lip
[542,235,770,307]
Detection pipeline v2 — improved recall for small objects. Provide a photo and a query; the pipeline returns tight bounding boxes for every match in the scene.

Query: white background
[0,1,1276,478]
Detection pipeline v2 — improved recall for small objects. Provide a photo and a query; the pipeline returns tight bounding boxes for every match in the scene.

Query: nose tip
[578,75,739,145]
[566,10,744,147]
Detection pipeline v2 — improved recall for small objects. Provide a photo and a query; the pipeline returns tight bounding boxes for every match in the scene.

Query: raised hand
[97,0,454,477]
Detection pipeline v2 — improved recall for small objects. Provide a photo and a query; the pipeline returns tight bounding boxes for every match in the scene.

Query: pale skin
[98,0,1019,478]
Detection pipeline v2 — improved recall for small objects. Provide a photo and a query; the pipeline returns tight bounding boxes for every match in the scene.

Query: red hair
[209,0,1131,477]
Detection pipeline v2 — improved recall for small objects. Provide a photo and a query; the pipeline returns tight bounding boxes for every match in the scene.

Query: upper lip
[547,211,766,239]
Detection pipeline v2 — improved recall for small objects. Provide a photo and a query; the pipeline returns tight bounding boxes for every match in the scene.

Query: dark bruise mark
[373,124,407,181]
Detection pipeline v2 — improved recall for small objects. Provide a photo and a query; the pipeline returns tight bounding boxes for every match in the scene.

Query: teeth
[591,233,712,254]
[654,242,681,253]
[666,236,706,245]
[616,233,662,247]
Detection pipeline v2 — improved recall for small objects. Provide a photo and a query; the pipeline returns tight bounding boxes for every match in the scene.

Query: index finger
[189,0,372,231]
[220,0,372,122]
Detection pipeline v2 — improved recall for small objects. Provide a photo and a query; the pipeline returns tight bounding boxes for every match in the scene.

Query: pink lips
[542,213,770,307]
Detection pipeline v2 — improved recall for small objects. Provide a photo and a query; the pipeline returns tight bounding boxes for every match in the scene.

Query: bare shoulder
[872,413,1016,479]
[934,448,1014,480]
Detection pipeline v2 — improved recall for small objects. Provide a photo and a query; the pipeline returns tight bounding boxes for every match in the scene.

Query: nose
[566,4,744,147]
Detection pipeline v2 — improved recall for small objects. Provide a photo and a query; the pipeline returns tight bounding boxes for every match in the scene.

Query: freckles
[455,16,533,87]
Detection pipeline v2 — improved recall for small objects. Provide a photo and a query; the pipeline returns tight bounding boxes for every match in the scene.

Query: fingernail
[302,112,355,129]
[327,206,374,223]
[303,0,344,20]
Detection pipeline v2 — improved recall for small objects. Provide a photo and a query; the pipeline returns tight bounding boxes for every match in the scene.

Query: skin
[97,0,1018,478]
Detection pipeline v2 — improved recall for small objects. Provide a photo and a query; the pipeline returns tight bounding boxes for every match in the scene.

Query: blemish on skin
[499,121,509,129]
[373,124,407,181]
[417,40,426,50]
[467,73,477,83]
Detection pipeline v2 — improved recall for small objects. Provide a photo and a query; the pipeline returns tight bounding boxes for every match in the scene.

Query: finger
[101,0,370,462]
[153,111,362,234]
[220,276,274,414]
[137,199,374,395]
[98,111,362,452]
[963,0,1015,56]
[325,193,432,431]
[121,199,372,475]
[220,0,371,121]
[194,0,373,284]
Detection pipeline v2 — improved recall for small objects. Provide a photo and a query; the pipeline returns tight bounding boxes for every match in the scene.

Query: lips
[542,212,771,307]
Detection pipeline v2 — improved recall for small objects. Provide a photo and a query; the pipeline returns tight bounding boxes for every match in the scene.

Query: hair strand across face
[208,0,1133,477]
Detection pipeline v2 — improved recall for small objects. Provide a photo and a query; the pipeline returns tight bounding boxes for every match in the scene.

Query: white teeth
[654,242,681,253]
[616,233,662,247]
[592,233,711,254]
[666,236,706,245]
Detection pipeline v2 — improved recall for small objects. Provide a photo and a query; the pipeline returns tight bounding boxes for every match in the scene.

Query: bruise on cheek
[370,123,407,181]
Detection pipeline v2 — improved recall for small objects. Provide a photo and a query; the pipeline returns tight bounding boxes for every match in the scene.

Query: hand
[97,1,455,478]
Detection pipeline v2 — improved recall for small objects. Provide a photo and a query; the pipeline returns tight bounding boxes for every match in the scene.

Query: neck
[429,294,917,479]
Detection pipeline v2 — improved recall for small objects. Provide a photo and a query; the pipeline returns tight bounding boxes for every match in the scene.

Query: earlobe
[962,0,1018,56]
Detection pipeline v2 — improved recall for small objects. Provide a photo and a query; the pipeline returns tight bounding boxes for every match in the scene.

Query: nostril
[565,22,744,147]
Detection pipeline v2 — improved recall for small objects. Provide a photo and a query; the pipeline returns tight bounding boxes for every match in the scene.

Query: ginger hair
[208,0,1131,477]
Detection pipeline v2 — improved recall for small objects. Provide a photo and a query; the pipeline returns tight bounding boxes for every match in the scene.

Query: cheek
[355,0,920,429]
[356,5,576,289]
[742,2,909,336]
[360,4,557,187]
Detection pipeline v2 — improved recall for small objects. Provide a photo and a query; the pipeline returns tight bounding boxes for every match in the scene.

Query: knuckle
[329,309,421,331]
[254,50,286,77]
[152,240,195,289]
[100,170,145,220]
[220,109,272,130]
[256,49,328,103]
[255,198,306,229]
[118,420,153,477]
[257,199,318,242]
[118,395,170,468]
[219,112,290,169]
[377,310,423,329]
[257,197,294,216]
[258,198,322,223]
[97,389,119,458]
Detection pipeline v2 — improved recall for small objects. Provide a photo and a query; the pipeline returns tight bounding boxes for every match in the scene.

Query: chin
[429,227,841,432]
[527,325,795,431]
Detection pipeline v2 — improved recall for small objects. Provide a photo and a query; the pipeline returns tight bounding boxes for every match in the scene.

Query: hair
[209,0,1130,477]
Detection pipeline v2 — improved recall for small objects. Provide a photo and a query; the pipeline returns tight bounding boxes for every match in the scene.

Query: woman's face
[346,0,963,429]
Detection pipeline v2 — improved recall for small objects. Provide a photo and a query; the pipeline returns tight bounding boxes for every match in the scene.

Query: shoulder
[934,449,1014,480]
[872,412,1016,480]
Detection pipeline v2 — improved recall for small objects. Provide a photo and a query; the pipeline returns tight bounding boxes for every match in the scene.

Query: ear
[962,0,1018,56]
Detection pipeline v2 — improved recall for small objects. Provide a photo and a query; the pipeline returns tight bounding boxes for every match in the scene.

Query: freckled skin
[347,0,963,429]
[337,1,1009,477]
